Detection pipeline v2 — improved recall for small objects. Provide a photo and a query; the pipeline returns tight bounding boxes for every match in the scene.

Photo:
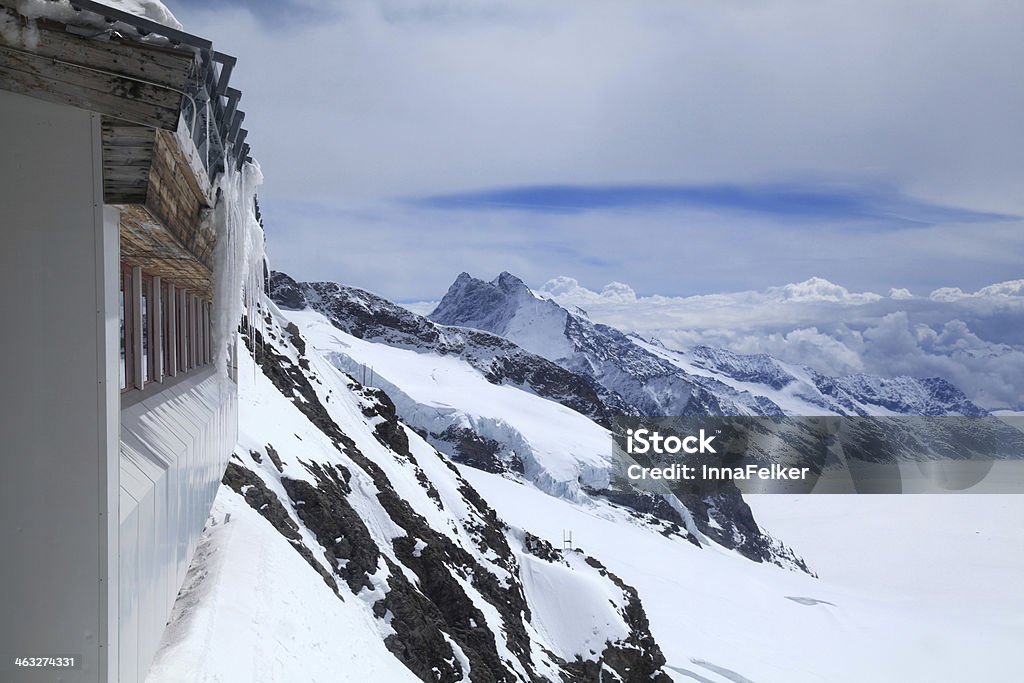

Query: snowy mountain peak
[431,272,574,360]
[428,272,794,417]
[492,270,530,293]
[269,271,626,427]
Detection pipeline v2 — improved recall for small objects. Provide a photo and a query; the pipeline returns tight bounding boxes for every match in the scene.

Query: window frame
[120,263,135,392]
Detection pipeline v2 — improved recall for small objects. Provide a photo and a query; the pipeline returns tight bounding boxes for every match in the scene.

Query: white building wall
[0,88,239,683]
[118,369,238,683]
[0,89,119,682]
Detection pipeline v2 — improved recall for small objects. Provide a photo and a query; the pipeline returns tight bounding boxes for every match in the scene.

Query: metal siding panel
[0,89,115,683]
[118,370,237,680]
[118,505,139,683]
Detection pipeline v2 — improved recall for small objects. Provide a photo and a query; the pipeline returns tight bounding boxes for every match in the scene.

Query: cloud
[889,287,914,300]
[538,276,636,304]
[931,279,1024,301]
[543,276,1024,409]
[165,0,1023,409]
[764,277,882,304]
[757,327,866,376]
[167,1,1024,303]
[171,0,338,27]
[541,275,885,311]
[173,0,1024,213]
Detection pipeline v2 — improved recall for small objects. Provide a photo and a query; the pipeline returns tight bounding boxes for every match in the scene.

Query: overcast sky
[173,0,1023,301]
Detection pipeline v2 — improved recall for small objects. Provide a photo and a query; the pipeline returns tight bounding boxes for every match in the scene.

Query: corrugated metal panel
[118,368,238,683]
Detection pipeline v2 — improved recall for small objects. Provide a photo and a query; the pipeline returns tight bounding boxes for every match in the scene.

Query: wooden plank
[116,201,215,296]
[102,119,155,203]
[103,176,150,190]
[103,147,154,164]
[102,127,157,145]
[0,46,182,108]
[153,128,213,210]
[118,204,215,276]
[26,20,195,87]
[105,189,148,204]
[102,170,150,186]
[168,126,213,205]
[0,59,179,128]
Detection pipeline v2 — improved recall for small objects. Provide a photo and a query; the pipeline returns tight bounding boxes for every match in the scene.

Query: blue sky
[170,0,1024,301]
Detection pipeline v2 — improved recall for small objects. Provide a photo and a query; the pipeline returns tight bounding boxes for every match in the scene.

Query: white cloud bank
[540,276,1024,410]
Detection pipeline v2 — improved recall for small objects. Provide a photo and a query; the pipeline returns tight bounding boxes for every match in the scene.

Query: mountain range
[149,269,1020,683]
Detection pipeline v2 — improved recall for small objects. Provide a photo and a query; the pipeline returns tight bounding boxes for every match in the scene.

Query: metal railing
[64,0,252,179]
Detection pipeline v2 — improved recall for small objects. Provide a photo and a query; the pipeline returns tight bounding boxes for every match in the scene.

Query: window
[177,287,189,372]
[120,264,134,391]
[204,301,212,366]
[186,294,195,371]
[162,281,176,378]
[141,273,151,384]
[118,264,215,393]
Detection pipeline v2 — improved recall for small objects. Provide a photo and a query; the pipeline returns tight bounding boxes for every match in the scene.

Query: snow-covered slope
[148,297,674,682]
[272,272,804,568]
[145,488,421,683]
[271,271,631,424]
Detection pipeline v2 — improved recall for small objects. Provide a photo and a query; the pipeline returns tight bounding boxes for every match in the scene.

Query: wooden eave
[109,119,218,298]
[0,14,195,129]
[0,9,220,298]
[119,204,215,299]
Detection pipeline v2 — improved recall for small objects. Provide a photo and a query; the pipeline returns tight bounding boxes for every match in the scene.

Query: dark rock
[268,270,307,310]
[266,443,285,473]
[435,426,523,475]
[281,465,381,593]
[523,533,562,564]
[284,322,306,355]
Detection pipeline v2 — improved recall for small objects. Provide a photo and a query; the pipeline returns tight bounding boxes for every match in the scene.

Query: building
[0,2,262,681]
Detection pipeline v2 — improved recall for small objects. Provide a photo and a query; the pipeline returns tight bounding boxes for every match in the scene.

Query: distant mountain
[432,272,788,417]
[647,342,989,418]
[270,271,632,424]
[271,271,807,569]
[429,272,990,419]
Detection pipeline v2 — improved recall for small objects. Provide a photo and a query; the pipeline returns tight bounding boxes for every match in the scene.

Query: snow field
[146,489,419,683]
[465,468,1024,682]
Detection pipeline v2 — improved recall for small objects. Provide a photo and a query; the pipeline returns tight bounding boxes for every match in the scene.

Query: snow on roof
[100,0,182,30]
[16,0,181,30]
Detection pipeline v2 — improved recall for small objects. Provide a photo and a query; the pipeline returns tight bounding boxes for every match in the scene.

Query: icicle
[209,158,266,381]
